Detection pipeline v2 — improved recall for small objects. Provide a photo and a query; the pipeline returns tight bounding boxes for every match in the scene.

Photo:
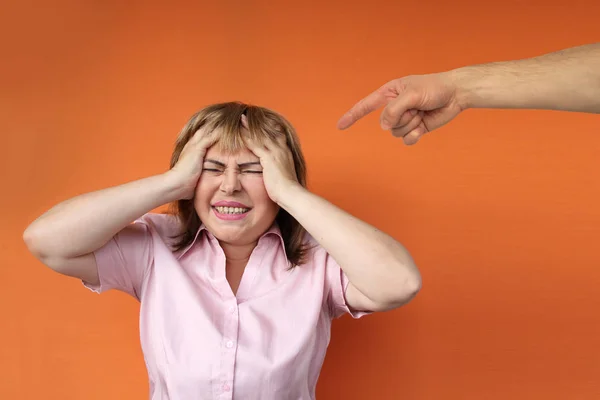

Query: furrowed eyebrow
[204,159,226,167]
[204,159,261,168]
[238,162,262,168]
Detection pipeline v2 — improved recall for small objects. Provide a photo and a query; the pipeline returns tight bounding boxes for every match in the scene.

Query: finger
[190,125,213,143]
[388,108,419,131]
[264,134,287,152]
[380,90,419,130]
[276,133,287,145]
[336,88,389,130]
[403,123,427,146]
[421,106,459,133]
[197,129,220,149]
[180,130,207,155]
[242,135,268,158]
[390,111,423,138]
[241,114,249,129]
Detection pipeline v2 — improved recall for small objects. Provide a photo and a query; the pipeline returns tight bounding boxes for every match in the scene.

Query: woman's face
[194,144,279,246]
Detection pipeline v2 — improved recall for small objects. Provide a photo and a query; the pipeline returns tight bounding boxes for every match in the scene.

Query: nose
[219,169,241,195]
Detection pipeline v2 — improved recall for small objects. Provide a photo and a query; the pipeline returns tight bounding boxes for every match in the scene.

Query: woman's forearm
[23,172,183,259]
[278,184,421,305]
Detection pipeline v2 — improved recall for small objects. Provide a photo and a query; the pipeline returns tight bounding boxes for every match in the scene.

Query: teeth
[215,206,249,214]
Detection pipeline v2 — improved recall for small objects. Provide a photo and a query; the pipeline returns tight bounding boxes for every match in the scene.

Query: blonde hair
[168,101,310,267]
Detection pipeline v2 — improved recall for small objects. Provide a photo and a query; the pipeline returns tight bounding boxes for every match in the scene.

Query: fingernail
[381,120,390,130]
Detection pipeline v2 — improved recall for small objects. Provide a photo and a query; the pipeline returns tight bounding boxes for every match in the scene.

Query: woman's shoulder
[300,231,328,259]
[132,212,183,242]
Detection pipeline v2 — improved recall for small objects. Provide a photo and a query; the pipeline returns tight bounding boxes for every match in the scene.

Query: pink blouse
[84,213,369,399]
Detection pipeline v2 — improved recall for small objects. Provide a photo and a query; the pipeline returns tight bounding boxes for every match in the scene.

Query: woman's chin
[199,211,276,246]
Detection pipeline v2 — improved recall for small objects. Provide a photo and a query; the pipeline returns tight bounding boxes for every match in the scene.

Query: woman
[23,102,422,399]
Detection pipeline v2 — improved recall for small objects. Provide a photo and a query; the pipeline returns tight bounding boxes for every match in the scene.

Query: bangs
[172,102,297,166]
[211,123,248,154]
[205,106,283,154]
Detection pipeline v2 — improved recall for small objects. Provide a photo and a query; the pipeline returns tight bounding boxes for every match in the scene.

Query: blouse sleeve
[323,248,373,319]
[83,219,153,301]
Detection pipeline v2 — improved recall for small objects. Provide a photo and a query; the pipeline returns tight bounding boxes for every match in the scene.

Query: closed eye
[243,170,263,174]
[203,168,222,172]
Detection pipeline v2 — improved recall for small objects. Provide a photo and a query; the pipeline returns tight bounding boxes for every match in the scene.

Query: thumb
[379,89,419,130]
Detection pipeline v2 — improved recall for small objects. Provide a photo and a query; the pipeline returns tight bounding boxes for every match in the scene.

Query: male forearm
[452,43,600,113]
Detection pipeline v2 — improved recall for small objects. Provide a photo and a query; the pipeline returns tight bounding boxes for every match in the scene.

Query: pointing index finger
[336,87,389,130]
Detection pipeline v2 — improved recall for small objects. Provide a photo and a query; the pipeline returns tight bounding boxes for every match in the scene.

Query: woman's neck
[220,240,257,265]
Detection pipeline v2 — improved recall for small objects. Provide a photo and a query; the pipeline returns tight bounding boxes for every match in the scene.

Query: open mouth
[211,202,252,220]
[213,206,251,215]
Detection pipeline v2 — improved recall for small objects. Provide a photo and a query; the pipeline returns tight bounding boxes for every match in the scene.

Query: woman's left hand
[242,116,301,205]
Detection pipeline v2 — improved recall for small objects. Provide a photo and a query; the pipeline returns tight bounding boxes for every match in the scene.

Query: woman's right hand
[168,127,219,200]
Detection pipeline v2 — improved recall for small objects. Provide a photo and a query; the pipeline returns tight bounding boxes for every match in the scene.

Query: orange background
[2,1,600,399]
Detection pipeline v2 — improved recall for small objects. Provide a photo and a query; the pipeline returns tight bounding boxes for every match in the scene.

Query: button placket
[219,300,239,397]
